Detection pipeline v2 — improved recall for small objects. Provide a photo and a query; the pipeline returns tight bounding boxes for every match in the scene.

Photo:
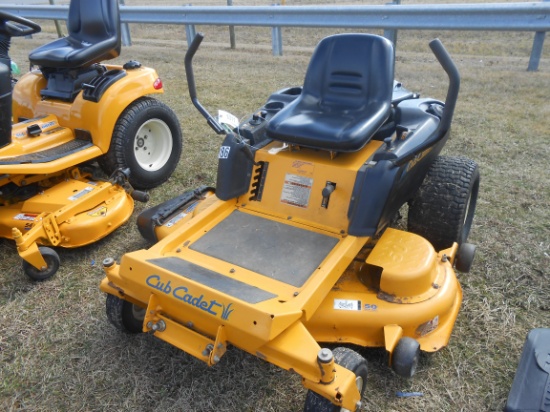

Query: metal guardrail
[3,2,549,70]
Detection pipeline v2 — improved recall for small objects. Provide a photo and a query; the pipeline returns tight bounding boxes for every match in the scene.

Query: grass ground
[1,3,549,411]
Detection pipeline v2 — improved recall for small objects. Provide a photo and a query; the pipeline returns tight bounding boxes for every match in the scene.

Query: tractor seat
[266,34,395,152]
[28,0,120,69]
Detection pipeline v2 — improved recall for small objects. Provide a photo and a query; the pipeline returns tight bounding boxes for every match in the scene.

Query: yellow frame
[101,138,463,409]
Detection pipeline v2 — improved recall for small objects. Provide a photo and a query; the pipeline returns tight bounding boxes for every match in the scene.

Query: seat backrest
[28,0,120,69]
[304,34,392,112]
[67,0,121,62]
[266,34,394,152]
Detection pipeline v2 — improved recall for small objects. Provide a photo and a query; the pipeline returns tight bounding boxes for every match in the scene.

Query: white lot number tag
[217,110,240,130]
[334,299,362,311]
[280,173,313,209]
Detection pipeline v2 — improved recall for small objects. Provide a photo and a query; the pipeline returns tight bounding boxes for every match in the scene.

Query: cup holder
[283,87,302,96]
[263,101,284,112]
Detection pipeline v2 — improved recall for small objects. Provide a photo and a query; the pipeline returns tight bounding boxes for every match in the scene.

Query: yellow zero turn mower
[101,33,479,411]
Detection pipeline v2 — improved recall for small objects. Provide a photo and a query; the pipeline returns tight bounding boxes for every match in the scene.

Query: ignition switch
[249,112,264,126]
[321,181,336,208]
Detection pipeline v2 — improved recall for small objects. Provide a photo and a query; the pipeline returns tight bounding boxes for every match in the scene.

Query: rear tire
[105,294,146,334]
[100,97,183,190]
[408,156,479,250]
[303,347,368,412]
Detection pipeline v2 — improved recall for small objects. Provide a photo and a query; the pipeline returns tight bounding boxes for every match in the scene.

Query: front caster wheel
[106,294,146,334]
[22,246,60,281]
[392,337,421,378]
[455,242,476,273]
[303,347,368,412]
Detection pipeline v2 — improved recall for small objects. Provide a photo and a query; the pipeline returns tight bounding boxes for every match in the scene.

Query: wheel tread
[408,155,479,250]
[99,97,183,190]
[105,294,144,334]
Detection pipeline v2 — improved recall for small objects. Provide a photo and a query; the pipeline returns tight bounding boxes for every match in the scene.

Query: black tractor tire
[391,337,421,378]
[99,97,183,190]
[408,156,480,251]
[105,294,146,334]
[303,347,368,412]
[22,246,60,281]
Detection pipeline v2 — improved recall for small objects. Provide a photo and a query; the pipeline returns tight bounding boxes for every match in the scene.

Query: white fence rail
[3,1,549,70]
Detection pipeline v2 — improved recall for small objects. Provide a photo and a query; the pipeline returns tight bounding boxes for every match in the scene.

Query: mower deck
[102,192,462,409]
[3,169,134,271]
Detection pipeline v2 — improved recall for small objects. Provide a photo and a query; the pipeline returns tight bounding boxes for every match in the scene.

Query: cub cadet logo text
[146,275,234,320]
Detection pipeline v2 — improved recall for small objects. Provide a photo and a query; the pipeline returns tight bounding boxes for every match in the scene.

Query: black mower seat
[28,0,120,69]
[266,33,394,152]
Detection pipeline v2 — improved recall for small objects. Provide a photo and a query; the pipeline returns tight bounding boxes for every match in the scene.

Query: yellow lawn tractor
[0,0,182,280]
[101,33,479,411]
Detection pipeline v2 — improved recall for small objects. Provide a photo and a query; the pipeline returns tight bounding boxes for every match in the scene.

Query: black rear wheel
[408,156,480,250]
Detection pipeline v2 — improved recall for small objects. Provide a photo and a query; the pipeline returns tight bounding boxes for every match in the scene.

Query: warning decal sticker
[69,187,93,201]
[416,315,440,337]
[14,213,38,221]
[280,173,313,209]
[88,206,107,217]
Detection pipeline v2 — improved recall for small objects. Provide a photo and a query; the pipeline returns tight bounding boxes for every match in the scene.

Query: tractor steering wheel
[0,11,41,38]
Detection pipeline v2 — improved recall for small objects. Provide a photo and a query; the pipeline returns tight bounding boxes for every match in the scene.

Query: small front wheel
[455,242,476,273]
[105,294,146,334]
[100,97,183,190]
[303,347,368,412]
[22,246,60,281]
[391,337,421,378]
